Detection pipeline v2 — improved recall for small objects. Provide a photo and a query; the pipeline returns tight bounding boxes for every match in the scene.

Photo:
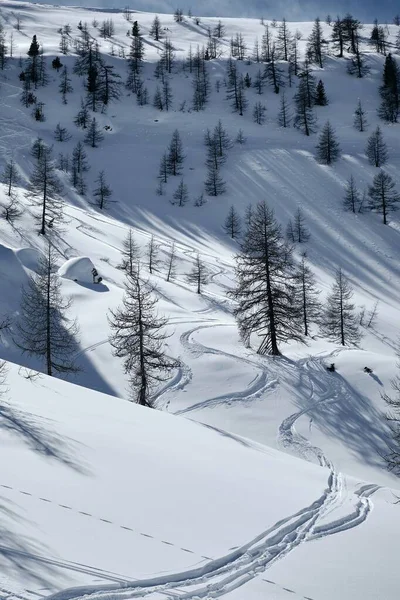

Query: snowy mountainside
[0,2,399,599]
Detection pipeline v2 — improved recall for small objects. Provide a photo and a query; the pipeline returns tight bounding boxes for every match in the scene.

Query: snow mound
[15,247,42,272]
[58,256,97,283]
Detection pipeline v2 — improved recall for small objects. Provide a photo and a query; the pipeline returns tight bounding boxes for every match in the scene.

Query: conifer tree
[383,355,400,474]
[71,142,90,188]
[16,243,80,377]
[166,242,178,282]
[315,79,328,106]
[343,175,361,213]
[224,205,242,238]
[316,121,341,165]
[378,54,400,123]
[120,229,140,276]
[158,152,169,184]
[294,79,317,136]
[347,43,369,78]
[294,255,321,337]
[167,129,185,176]
[84,117,104,148]
[276,18,291,61]
[29,145,63,235]
[307,17,325,68]
[27,34,40,85]
[278,91,291,127]
[93,170,112,210]
[293,208,311,242]
[1,159,20,197]
[264,46,284,94]
[186,253,210,294]
[205,162,226,196]
[320,269,361,346]
[162,77,173,111]
[354,99,367,132]
[368,170,400,225]
[253,68,265,94]
[331,16,344,57]
[229,200,303,355]
[146,235,160,274]
[54,123,71,142]
[172,178,189,206]
[366,126,388,167]
[108,269,176,406]
[150,15,162,41]
[127,21,145,83]
[59,65,73,104]
[99,64,122,106]
[253,101,267,125]
[74,98,90,129]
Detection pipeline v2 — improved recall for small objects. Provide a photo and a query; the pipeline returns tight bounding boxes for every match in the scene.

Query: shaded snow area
[0,3,399,600]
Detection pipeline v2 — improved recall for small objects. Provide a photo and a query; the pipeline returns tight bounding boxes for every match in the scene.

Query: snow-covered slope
[0,3,399,599]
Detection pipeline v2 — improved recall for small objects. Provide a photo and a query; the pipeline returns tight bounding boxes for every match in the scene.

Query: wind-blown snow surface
[0,2,400,599]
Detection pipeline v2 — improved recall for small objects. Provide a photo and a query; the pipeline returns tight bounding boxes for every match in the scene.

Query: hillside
[0,2,399,600]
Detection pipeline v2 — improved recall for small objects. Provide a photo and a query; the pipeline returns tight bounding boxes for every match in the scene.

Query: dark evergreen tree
[52,56,62,71]
[93,170,112,210]
[315,79,328,105]
[276,18,291,61]
[29,145,63,235]
[99,64,122,106]
[186,253,210,294]
[320,269,361,346]
[84,117,104,148]
[1,159,20,197]
[343,175,361,213]
[162,77,173,111]
[253,101,267,125]
[108,269,176,406]
[204,162,226,196]
[293,79,317,136]
[342,13,363,54]
[120,229,140,277]
[293,208,311,242]
[278,91,291,127]
[261,24,272,62]
[127,22,145,83]
[71,142,90,189]
[149,15,162,41]
[146,235,160,274]
[214,20,226,38]
[229,200,304,355]
[298,60,317,108]
[153,86,164,110]
[316,121,341,165]
[263,45,284,94]
[378,54,400,123]
[166,242,178,282]
[331,16,345,57]
[354,99,368,132]
[347,41,369,78]
[74,98,90,129]
[27,34,40,85]
[59,65,73,104]
[167,129,185,176]
[54,123,71,142]
[307,17,325,68]
[368,170,400,225]
[366,126,388,167]
[16,243,80,377]
[224,205,242,239]
[172,178,189,206]
[253,68,265,94]
[294,255,321,337]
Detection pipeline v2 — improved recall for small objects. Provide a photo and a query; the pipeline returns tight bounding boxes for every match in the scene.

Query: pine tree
[146,235,160,274]
[186,253,210,294]
[378,54,400,123]
[343,175,361,213]
[158,152,169,184]
[263,46,284,94]
[74,98,90,129]
[342,13,363,54]
[331,16,345,57]
[229,200,303,355]
[149,15,162,41]
[214,20,226,38]
[166,242,178,282]
[253,68,264,94]
[286,219,295,243]
[205,162,226,196]
[16,243,80,377]
[316,121,341,165]
[127,22,145,81]
[167,129,185,176]
[294,255,321,336]
[320,269,361,346]
[368,170,400,225]
[172,178,189,206]
[213,120,232,158]
[224,205,242,238]
[84,117,104,148]
[162,77,173,111]
[315,79,328,105]
[293,208,311,242]
[59,65,73,104]
[276,18,291,61]
[93,170,112,210]
[108,269,176,406]
[253,101,267,125]
[27,34,40,85]
[29,145,63,235]
[354,99,368,132]
[54,123,71,142]
[71,142,90,188]
[366,126,388,167]
[1,159,20,197]
[293,79,317,136]
[347,43,369,78]
[99,64,122,106]
[278,91,291,127]
[120,229,140,277]
[383,355,400,474]
[307,17,325,68]
[236,129,246,144]
[52,56,62,72]
[299,60,317,107]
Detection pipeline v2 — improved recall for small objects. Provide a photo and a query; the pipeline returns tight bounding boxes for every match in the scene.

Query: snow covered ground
[0,3,399,599]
